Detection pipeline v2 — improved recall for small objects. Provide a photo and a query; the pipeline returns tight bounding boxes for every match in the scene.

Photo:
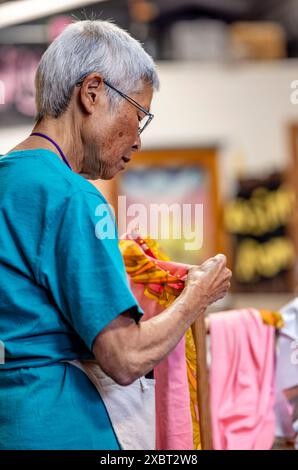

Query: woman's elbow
[94,350,141,386]
[104,364,140,386]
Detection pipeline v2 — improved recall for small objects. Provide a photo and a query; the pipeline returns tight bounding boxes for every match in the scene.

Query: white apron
[66,360,156,450]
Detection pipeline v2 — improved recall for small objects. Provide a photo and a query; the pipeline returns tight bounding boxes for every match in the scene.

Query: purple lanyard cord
[30,132,73,170]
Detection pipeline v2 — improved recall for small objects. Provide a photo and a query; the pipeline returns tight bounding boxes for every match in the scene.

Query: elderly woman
[0,20,231,449]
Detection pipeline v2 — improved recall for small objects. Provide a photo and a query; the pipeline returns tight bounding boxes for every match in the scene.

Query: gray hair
[35,20,159,121]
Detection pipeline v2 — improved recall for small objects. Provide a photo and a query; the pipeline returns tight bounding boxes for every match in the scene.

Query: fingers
[186,256,232,293]
[202,254,226,269]
[189,253,227,273]
[213,253,227,264]
[223,268,232,280]
[213,283,231,303]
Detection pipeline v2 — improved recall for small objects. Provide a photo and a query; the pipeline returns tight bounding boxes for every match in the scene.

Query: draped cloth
[119,235,196,450]
[209,308,276,450]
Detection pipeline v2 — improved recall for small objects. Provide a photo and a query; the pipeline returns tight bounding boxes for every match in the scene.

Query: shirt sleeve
[36,189,143,351]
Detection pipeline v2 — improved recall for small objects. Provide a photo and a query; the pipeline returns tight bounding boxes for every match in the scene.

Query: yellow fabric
[185,328,201,450]
[139,237,170,261]
[259,309,284,329]
[119,238,183,307]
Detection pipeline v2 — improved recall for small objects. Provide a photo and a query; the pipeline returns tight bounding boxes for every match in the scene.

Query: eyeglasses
[76,75,154,135]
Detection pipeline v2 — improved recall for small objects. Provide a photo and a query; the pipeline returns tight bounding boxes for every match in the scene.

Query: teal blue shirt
[0,149,143,449]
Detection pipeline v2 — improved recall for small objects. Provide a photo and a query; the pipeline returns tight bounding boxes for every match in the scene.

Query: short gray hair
[35,20,159,121]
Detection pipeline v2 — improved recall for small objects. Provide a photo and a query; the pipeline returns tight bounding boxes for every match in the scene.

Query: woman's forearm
[93,287,207,385]
[125,289,207,381]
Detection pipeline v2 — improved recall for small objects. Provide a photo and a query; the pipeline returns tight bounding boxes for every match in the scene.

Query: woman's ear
[78,73,105,114]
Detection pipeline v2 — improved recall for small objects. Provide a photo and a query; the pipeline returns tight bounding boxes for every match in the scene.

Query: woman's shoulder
[0,147,109,215]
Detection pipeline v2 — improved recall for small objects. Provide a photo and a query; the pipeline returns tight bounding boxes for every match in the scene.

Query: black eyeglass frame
[76,75,154,134]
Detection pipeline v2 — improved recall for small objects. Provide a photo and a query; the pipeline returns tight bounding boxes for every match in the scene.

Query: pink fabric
[128,269,193,450]
[209,308,276,450]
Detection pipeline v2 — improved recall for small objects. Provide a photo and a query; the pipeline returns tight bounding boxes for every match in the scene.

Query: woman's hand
[184,254,232,313]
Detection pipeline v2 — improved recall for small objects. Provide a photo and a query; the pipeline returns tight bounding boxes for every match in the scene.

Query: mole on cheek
[118,131,124,138]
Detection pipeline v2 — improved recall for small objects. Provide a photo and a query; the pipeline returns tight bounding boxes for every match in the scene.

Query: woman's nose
[131,134,141,152]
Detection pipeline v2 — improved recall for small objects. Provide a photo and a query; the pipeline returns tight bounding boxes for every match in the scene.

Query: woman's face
[79,80,153,180]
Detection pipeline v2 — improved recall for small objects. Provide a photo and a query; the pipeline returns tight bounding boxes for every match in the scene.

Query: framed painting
[287,124,298,291]
[95,147,223,266]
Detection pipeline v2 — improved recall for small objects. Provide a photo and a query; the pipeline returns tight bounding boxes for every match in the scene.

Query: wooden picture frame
[94,147,223,265]
[287,124,298,292]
